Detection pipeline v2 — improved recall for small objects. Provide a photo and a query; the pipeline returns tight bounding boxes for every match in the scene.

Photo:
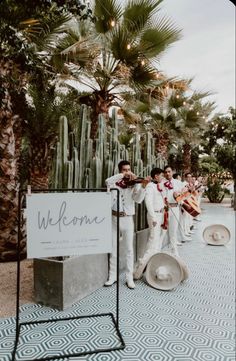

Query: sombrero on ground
[145,252,183,290]
[203,224,231,245]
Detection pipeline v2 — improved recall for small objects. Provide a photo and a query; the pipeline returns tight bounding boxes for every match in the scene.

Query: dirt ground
[0,259,34,318]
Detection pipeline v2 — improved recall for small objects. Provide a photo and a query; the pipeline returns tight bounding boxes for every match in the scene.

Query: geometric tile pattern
[0,202,235,361]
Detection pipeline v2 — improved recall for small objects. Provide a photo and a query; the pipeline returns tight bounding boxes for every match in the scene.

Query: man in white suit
[134,167,166,280]
[105,160,147,289]
[161,165,184,256]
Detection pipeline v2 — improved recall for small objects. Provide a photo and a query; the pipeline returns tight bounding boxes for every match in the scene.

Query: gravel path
[0,259,33,318]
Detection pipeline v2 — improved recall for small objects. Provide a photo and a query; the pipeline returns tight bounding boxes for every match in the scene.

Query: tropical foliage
[0,0,234,260]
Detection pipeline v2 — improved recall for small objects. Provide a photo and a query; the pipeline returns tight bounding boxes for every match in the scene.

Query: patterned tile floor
[0,202,235,361]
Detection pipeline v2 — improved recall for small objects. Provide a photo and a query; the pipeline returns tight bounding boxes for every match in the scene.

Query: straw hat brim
[203,224,231,245]
[145,252,183,290]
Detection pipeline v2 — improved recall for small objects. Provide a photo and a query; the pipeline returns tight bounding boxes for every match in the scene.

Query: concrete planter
[34,227,153,311]
[34,254,108,310]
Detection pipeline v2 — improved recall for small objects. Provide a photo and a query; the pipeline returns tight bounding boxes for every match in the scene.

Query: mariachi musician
[181,172,195,238]
[105,160,149,289]
[134,167,166,280]
[161,165,185,256]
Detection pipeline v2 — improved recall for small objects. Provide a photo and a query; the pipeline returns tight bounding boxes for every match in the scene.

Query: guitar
[175,184,202,217]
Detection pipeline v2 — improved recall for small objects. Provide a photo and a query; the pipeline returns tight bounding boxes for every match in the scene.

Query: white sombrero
[145,253,183,291]
[171,255,189,282]
[203,224,231,246]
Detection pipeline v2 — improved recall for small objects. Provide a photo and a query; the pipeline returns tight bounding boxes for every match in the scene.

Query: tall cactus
[51,105,166,230]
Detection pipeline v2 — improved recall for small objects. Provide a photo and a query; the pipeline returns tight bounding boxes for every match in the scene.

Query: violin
[116,176,150,188]
[123,177,146,187]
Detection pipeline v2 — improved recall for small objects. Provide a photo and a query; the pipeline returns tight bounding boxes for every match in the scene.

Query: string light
[155,73,159,79]
[176,94,180,99]
[110,20,116,27]
[183,101,186,106]
[141,59,145,66]
[127,44,131,50]
[197,111,199,115]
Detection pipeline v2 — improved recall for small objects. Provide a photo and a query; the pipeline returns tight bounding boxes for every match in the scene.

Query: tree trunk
[183,143,191,174]
[85,91,113,140]
[29,143,51,190]
[0,59,26,261]
[154,131,169,161]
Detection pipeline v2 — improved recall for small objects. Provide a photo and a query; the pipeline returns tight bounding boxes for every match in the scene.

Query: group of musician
[105,160,204,289]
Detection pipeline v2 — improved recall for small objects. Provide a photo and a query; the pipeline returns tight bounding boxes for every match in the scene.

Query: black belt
[112,210,127,217]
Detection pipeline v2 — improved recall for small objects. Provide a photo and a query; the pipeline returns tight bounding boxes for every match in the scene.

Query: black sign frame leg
[11,188,125,361]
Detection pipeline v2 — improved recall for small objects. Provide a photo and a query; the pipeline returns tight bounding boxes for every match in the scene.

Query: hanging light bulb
[176,94,180,99]
[110,20,116,27]
[127,44,131,50]
[141,59,145,66]
[197,111,199,115]
[183,101,186,106]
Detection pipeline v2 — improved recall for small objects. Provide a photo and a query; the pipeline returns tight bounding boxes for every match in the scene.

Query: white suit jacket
[105,173,145,215]
[145,182,165,221]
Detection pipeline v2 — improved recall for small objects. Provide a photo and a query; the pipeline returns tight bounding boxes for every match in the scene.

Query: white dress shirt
[105,174,145,215]
[145,182,165,220]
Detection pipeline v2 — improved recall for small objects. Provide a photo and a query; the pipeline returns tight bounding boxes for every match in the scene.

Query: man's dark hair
[151,167,163,178]
[185,172,192,178]
[118,160,130,172]
[164,165,172,172]
[173,173,181,179]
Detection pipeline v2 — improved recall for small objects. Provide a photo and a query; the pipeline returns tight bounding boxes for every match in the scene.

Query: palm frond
[94,0,123,34]
[109,26,140,64]
[130,63,158,90]
[22,11,72,52]
[123,0,163,34]
[190,90,215,102]
[139,16,182,58]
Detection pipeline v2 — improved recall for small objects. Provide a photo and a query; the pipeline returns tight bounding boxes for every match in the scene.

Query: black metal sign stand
[11,188,125,361]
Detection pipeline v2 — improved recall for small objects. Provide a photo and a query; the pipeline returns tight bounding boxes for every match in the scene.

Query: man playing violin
[134,167,166,280]
[161,165,185,256]
[105,160,149,289]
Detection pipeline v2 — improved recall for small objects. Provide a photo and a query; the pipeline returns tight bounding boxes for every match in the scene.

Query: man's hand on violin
[141,176,151,188]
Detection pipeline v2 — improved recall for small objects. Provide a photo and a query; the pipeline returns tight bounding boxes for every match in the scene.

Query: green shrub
[205,178,228,203]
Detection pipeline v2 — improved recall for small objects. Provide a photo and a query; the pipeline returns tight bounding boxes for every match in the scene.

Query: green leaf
[123,0,163,33]
[94,0,123,34]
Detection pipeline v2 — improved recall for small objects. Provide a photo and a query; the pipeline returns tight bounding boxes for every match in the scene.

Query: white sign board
[26,192,112,258]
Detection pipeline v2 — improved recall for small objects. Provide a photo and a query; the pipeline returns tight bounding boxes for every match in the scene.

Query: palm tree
[54,0,182,139]
[174,92,216,173]
[0,1,79,261]
[119,78,190,159]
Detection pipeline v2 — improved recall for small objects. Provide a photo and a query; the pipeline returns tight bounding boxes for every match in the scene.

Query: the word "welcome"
[38,201,105,232]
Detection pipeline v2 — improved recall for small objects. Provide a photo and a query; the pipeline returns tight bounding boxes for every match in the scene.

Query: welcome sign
[26,192,112,258]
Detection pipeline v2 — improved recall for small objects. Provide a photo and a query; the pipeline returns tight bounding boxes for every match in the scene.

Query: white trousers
[180,209,191,234]
[140,213,165,263]
[109,215,134,280]
[166,206,180,255]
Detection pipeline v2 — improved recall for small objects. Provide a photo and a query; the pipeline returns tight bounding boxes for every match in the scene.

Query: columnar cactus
[51,105,166,230]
